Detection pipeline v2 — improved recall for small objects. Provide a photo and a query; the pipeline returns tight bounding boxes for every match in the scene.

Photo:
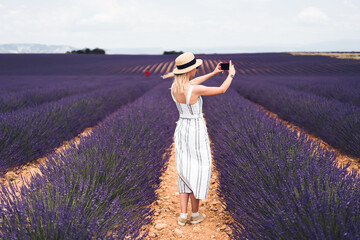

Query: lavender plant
[0,77,122,113]
[203,85,360,239]
[231,79,360,158]
[252,76,360,108]
[0,82,177,239]
[0,78,160,175]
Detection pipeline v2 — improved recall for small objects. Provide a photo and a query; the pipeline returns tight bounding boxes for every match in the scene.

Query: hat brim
[173,59,203,74]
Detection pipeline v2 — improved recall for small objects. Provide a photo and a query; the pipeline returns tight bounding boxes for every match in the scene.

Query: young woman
[163,52,235,226]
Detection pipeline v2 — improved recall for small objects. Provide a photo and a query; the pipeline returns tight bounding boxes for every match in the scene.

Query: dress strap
[186,85,194,105]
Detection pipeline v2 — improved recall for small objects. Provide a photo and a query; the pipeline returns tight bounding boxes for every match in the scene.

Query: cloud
[343,0,358,8]
[1,0,359,50]
[296,7,328,24]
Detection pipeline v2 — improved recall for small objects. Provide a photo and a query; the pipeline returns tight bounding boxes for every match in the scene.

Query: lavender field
[0,53,359,239]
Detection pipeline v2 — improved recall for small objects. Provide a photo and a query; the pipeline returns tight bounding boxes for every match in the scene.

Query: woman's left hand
[213,63,224,75]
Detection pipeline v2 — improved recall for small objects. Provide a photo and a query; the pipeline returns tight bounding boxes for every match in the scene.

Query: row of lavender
[230,78,360,158]
[127,54,360,76]
[0,54,175,76]
[203,85,360,239]
[254,76,360,108]
[0,82,177,239]
[0,76,161,175]
[2,53,360,77]
[0,75,139,113]
[201,53,360,76]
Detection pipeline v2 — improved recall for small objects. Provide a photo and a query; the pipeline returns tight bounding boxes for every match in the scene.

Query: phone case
[220,62,229,70]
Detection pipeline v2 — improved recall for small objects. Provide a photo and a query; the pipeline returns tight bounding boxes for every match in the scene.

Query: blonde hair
[163,71,190,94]
[173,73,189,94]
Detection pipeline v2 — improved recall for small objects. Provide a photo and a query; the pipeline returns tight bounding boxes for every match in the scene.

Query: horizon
[1,41,360,55]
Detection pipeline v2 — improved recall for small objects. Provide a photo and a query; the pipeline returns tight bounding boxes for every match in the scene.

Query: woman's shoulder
[190,84,203,92]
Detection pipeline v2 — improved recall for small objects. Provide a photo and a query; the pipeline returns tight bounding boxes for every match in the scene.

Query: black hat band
[177,58,196,70]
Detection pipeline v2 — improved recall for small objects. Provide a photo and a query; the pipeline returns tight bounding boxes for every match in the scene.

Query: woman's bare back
[171,84,199,105]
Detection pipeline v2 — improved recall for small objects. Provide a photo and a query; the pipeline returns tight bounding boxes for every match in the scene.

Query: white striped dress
[171,84,212,199]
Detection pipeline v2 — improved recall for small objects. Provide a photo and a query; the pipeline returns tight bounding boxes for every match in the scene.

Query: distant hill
[0,44,77,54]
[0,44,166,54]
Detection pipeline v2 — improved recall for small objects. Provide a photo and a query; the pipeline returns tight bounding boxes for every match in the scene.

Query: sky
[0,0,359,52]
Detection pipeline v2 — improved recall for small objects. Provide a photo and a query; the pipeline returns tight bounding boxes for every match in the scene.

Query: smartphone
[220,62,229,70]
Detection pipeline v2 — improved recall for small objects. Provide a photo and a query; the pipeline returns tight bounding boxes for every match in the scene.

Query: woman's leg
[189,192,200,213]
[179,193,190,213]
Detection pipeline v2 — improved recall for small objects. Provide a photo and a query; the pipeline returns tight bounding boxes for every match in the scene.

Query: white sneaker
[190,213,206,224]
[178,216,187,226]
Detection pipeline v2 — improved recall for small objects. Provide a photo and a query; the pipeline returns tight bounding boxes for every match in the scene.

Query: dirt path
[146,142,233,239]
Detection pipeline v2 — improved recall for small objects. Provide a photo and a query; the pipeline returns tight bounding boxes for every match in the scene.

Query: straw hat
[173,52,203,74]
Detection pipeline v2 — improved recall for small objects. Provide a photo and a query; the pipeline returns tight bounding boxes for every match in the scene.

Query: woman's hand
[213,62,224,75]
[228,60,235,77]
[161,72,175,79]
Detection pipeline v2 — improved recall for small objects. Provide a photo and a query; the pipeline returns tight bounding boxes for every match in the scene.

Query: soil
[144,142,233,239]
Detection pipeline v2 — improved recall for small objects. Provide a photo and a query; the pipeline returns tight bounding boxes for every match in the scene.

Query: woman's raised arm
[190,62,224,85]
[193,60,236,96]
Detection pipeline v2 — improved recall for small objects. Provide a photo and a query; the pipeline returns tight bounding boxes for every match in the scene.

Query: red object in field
[145,70,150,77]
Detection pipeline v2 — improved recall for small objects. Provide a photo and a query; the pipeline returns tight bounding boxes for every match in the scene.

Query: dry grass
[288,52,360,60]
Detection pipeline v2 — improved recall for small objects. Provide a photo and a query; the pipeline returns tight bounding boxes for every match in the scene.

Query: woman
[163,52,235,226]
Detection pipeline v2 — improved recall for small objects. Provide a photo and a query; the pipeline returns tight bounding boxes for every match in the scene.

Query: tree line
[67,48,106,54]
